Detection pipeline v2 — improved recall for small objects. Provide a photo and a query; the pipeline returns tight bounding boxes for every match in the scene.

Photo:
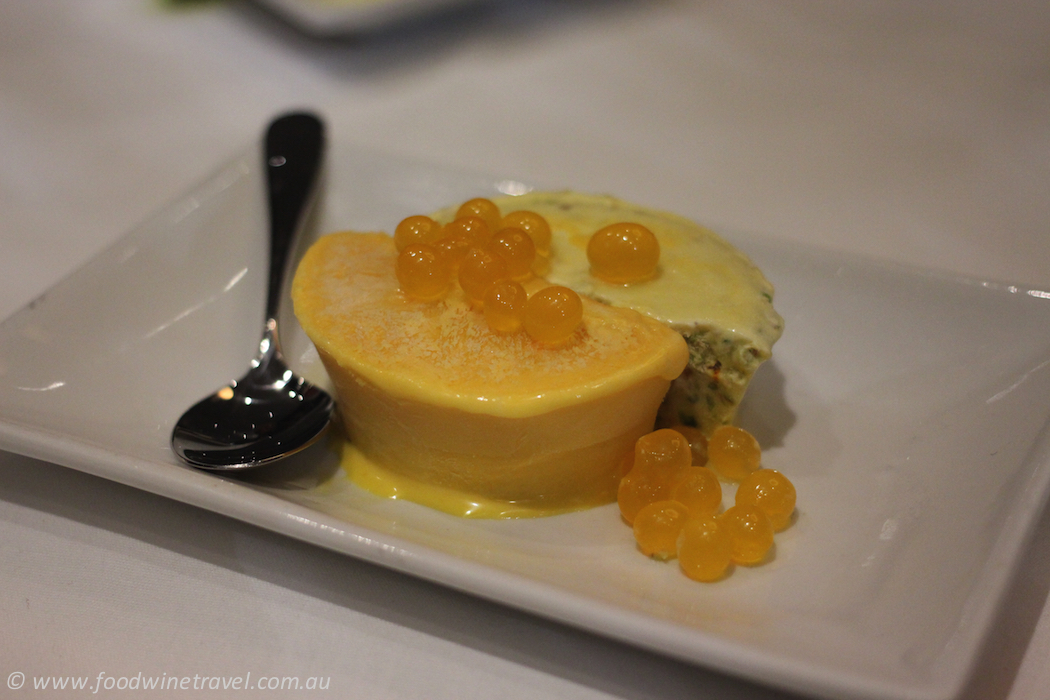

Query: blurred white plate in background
[253,0,481,34]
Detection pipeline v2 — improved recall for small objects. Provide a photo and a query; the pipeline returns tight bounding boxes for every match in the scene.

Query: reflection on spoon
[171,112,334,470]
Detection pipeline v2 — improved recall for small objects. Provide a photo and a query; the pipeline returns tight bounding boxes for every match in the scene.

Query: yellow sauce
[341,442,612,519]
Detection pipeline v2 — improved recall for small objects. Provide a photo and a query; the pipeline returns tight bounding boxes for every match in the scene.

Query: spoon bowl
[171,112,334,470]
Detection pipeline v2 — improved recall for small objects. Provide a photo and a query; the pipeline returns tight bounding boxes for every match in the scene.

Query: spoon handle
[264,112,325,326]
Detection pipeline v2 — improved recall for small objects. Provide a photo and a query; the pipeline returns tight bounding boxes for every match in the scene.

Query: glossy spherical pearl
[456,198,502,234]
[587,222,660,284]
[708,425,762,481]
[489,227,536,280]
[633,428,693,478]
[523,286,583,345]
[677,515,732,582]
[669,466,722,518]
[669,424,709,466]
[719,504,774,565]
[458,247,509,303]
[633,500,690,560]
[617,469,668,525]
[395,244,452,301]
[501,210,552,256]
[394,215,443,252]
[483,280,527,334]
[444,215,492,248]
[736,469,796,531]
[432,233,473,270]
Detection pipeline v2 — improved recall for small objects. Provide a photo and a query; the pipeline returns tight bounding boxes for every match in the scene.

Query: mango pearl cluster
[395,197,666,346]
[619,426,797,583]
[394,197,579,346]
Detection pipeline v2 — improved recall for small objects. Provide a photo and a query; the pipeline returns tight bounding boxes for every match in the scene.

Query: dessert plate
[252,0,480,34]
[2,139,1050,700]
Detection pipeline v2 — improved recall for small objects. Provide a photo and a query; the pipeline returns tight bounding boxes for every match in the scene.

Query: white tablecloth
[2,2,1049,698]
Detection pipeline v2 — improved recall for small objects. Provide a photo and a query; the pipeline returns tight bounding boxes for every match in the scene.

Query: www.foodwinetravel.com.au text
[6,670,330,693]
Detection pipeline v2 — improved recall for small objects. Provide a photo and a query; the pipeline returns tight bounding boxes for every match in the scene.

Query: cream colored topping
[481,192,784,358]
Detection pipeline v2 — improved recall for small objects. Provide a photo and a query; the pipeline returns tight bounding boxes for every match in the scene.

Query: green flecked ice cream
[488,191,784,435]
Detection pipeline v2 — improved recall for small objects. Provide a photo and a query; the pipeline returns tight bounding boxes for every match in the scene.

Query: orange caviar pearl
[458,247,509,303]
[396,244,452,301]
[587,222,660,284]
[633,500,690,560]
[670,424,709,466]
[501,210,552,256]
[488,227,536,280]
[444,215,492,248]
[708,425,762,481]
[394,215,443,252]
[616,429,692,523]
[432,233,473,270]
[617,469,668,524]
[523,286,583,345]
[483,280,527,333]
[456,198,502,233]
[719,504,774,565]
[670,467,722,518]
[677,515,732,582]
[736,469,796,531]
[633,429,693,479]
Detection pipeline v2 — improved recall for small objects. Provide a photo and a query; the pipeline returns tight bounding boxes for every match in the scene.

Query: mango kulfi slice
[291,231,688,517]
[485,192,784,435]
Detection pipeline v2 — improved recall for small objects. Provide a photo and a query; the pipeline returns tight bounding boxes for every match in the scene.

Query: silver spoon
[171,112,334,470]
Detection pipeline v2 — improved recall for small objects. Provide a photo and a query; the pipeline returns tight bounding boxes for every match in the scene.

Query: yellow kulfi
[292,231,688,518]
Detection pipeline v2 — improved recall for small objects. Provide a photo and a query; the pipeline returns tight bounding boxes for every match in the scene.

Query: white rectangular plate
[2,138,1050,700]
